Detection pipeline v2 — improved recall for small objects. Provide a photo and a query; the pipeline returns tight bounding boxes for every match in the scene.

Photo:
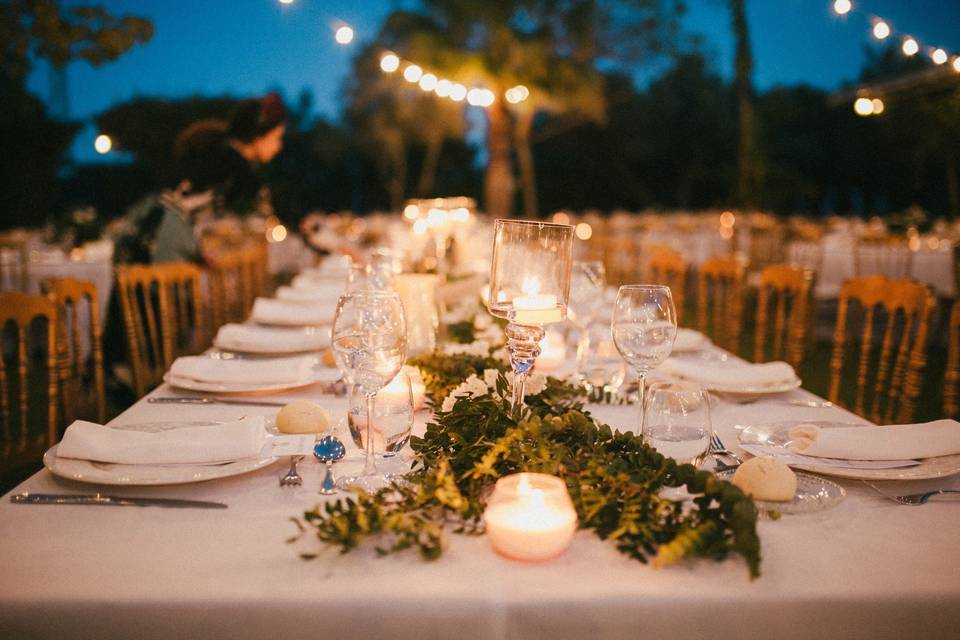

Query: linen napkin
[673,328,710,352]
[214,324,328,353]
[660,358,797,388]
[788,420,960,460]
[276,283,343,303]
[57,417,268,464]
[169,355,314,385]
[251,297,335,326]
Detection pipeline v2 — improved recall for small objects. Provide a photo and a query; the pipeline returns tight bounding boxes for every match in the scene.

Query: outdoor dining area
[3,0,960,638]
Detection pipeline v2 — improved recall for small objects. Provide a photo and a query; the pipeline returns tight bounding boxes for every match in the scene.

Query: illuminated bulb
[449,83,467,102]
[403,64,423,83]
[403,204,420,220]
[872,20,890,40]
[575,222,592,240]
[832,0,851,16]
[450,207,470,222]
[551,211,571,225]
[871,98,884,114]
[269,224,288,242]
[953,57,960,73]
[278,0,294,4]
[902,37,919,56]
[720,211,736,228]
[467,88,495,107]
[418,73,438,91]
[335,26,354,45]
[932,48,948,65]
[413,219,429,235]
[94,134,112,154]
[435,79,452,97]
[854,97,875,116]
[505,84,530,104]
[380,53,400,73]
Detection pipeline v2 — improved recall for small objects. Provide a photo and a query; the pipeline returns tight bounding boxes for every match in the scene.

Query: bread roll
[732,456,797,502]
[275,401,330,434]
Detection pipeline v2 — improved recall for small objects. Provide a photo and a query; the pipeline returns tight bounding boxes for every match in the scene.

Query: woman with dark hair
[227,92,287,165]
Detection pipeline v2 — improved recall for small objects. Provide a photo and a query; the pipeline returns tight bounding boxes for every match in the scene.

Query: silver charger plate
[716,469,845,514]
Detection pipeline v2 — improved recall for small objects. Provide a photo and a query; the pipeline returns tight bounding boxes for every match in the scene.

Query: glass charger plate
[163,367,338,394]
[43,422,278,485]
[738,421,960,481]
[715,469,845,514]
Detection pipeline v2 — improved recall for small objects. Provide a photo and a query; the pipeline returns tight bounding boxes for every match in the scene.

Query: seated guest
[223,92,287,218]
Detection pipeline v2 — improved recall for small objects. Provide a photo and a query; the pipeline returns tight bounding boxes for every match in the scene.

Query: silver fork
[279,456,304,487]
[710,434,743,464]
[865,482,960,506]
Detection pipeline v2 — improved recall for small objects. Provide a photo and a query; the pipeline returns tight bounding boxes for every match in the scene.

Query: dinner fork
[279,456,304,487]
[865,482,960,506]
[710,434,743,464]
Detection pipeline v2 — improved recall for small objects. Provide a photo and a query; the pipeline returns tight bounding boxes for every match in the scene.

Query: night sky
[25,0,960,160]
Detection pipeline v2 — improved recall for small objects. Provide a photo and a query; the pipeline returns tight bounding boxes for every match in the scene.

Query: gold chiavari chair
[0,292,59,484]
[0,231,30,292]
[646,247,688,324]
[42,278,105,425]
[828,276,933,424]
[753,265,814,369]
[207,250,247,329]
[603,235,640,287]
[116,263,205,398]
[747,212,786,275]
[855,235,913,279]
[697,256,745,354]
[945,299,960,420]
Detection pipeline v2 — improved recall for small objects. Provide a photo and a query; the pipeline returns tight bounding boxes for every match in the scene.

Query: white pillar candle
[512,277,562,325]
[392,274,439,356]
[483,473,578,562]
[534,330,566,372]
[378,366,427,411]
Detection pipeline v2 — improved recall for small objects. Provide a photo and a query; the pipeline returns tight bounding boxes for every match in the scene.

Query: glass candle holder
[483,472,578,562]
[487,220,574,415]
[392,273,439,356]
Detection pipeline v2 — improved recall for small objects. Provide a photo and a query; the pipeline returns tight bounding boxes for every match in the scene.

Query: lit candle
[378,366,427,410]
[512,277,562,325]
[534,330,566,372]
[483,473,578,562]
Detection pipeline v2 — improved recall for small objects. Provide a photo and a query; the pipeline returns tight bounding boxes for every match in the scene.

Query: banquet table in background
[2,368,959,639]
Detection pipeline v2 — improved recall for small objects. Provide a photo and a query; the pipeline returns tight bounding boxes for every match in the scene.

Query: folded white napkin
[214,324,328,353]
[251,297,335,326]
[673,328,709,352]
[169,355,314,385]
[277,282,343,302]
[57,417,268,464]
[660,358,797,388]
[788,420,960,460]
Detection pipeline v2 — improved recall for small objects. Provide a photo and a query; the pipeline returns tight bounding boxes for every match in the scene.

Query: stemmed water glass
[611,285,677,432]
[331,291,407,491]
[567,261,606,379]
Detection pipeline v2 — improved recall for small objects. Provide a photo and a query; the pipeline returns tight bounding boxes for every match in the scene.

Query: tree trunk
[484,98,515,218]
[515,110,538,219]
[417,133,443,197]
[731,0,756,208]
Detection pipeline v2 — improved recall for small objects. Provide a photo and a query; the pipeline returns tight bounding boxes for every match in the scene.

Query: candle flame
[521,277,540,296]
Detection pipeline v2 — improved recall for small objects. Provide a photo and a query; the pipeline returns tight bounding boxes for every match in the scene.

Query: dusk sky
[26,0,960,160]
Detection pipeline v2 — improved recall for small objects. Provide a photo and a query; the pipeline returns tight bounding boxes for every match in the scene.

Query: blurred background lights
[403,204,419,220]
[902,37,919,56]
[719,211,736,228]
[94,134,112,154]
[871,98,884,114]
[872,20,890,39]
[380,53,400,72]
[269,224,288,242]
[278,0,294,4]
[931,48,948,65]
[418,73,438,92]
[954,57,960,73]
[505,85,530,104]
[854,97,874,115]
[466,88,494,107]
[832,0,851,16]
[449,83,467,102]
[434,79,452,97]
[551,211,571,225]
[403,64,423,83]
[334,25,354,44]
[575,222,592,240]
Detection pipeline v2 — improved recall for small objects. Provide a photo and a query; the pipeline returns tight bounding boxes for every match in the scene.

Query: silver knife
[148,396,288,407]
[10,493,227,509]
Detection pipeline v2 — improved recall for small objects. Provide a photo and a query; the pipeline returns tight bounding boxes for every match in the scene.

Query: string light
[334,25,354,45]
[871,98,884,114]
[853,97,874,116]
[418,73,438,91]
[403,64,423,83]
[467,88,495,107]
[435,79,452,97]
[449,83,467,102]
[872,20,890,40]
[278,0,294,4]
[931,48,948,65]
[901,37,919,56]
[832,0,851,16]
[954,57,960,73]
[380,52,400,72]
[94,134,112,154]
[505,85,530,104]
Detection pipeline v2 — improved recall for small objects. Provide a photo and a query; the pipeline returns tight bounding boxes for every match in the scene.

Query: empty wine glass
[576,321,626,400]
[331,291,407,491]
[347,370,414,457]
[567,261,606,379]
[611,285,677,431]
[642,382,712,467]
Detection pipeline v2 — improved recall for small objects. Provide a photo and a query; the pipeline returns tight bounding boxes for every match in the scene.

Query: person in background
[223,92,287,218]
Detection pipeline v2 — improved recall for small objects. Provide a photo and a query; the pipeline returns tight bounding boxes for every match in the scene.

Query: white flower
[440,372,491,412]
[502,371,547,397]
[483,368,500,389]
[440,395,457,412]
[490,347,509,363]
[443,340,490,357]
[473,313,492,330]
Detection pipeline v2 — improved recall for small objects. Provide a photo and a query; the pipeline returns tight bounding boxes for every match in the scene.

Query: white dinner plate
[702,377,802,397]
[715,469,845,514]
[213,326,329,355]
[163,366,338,394]
[738,421,960,481]
[43,422,278,486]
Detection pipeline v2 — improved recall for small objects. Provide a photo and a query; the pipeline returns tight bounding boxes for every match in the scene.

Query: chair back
[697,256,745,353]
[646,247,688,324]
[945,299,960,420]
[747,213,786,273]
[42,278,106,424]
[116,263,205,397]
[0,232,30,292]
[828,276,933,424]
[754,265,814,369]
[0,292,59,475]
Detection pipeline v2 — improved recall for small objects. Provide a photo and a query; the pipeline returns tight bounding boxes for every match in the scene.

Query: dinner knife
[148,396,289,407]
[10,493,228,509]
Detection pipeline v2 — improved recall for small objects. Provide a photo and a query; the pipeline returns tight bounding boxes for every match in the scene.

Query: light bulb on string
[403,64,423,83]
[418,73,438,92]
[832,0,851,16]
[953,57,960,73]
[505,85,530,104]
[466,88,494,107]
[872,20,890,40]
[94,134,112,154]
[334,25,354,45]
[853,97,874,116]
[931,48,948,65]
[435,79,452,97]
[871,98,884,115]
[380,53,400,73]
[902,37,919,56]
[449,83,467,102]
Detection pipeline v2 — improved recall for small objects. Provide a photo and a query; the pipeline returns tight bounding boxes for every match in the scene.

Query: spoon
[314,435,347,495]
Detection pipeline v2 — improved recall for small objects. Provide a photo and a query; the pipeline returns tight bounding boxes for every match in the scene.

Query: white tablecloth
[2,352,959,639]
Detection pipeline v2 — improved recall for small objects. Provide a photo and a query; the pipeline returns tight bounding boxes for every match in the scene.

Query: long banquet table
[2,346,959,639]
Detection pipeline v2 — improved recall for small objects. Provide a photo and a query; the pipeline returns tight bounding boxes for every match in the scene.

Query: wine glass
[331,291,407,491]
[576,321,626,400]
[611,285,677,431]
[347,370,414,457]
[642,382,712,467]
[567,261,606,379]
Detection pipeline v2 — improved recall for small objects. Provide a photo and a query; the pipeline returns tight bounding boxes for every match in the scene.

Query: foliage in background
[297,373,761,578]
